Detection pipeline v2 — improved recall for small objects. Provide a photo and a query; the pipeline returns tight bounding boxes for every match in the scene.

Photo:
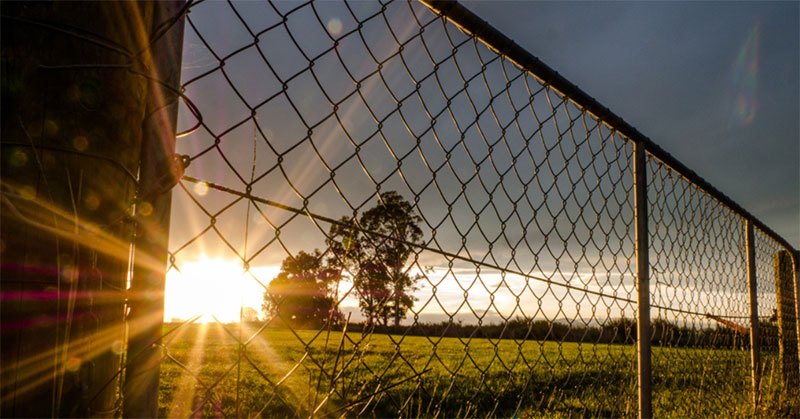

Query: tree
[328,191,423,327]
[262,250,342,329]
[240,307,260,323]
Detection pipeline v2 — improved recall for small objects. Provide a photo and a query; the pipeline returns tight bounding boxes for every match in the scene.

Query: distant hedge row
[327,317,778,350]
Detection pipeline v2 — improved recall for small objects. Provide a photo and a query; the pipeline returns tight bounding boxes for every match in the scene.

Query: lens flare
[110,340,124,355]
[729,22,759,126]
[72,135,89,151]
[327,18,343,36]
[193,181,209,196]
[9,148,28,167]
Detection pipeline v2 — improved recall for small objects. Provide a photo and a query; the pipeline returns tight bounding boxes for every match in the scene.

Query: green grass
[156,323,789,418]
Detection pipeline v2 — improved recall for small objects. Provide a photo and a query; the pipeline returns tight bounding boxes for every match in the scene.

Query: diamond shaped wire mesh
[146,0,800,417]
[753,229,800,414]
[647,156,752,416]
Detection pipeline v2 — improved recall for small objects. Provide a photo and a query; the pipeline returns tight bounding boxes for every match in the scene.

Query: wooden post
[774,250,799,393]
[123,1,186,417]
[1,2,155,416]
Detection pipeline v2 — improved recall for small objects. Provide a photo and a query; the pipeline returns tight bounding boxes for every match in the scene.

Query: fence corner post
[634,141,652,419]
[745,221,760,412]
[1,2,157,416]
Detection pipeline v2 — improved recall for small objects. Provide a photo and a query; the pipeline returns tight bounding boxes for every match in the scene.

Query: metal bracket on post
[745,220,760,413]
[136,153,190,205]
[634,142,652,419]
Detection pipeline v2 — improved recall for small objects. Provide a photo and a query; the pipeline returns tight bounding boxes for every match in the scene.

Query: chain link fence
[647,158,752,416]
[142,0,798,417]
[153,0,800,417]
[3,0,780,417]
[7,1,794,417]
[753,229,800,415]
[166,0,632,415]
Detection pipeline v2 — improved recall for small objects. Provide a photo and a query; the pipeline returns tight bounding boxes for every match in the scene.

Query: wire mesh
[146,0,800,417]
[647,156,752,416]
[753,228,800,414]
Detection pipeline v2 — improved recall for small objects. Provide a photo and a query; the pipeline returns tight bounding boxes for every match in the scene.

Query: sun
[164,258,267,323]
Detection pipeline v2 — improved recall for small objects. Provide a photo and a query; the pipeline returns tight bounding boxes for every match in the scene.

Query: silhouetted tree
[328,191,423,327]
[262,250,342,329]
[241,307,260,323]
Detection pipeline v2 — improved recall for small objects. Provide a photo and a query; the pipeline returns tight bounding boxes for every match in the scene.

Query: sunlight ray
[1,308,163,405]
[167,322,209,417]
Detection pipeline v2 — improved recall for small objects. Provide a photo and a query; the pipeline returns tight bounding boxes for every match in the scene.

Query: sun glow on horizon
[164,258,276,323]
[163,259,643,326]
[162,259,617,325]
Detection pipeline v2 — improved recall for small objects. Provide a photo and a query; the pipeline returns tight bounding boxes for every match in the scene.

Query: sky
[165,0,798,324]
[464,1,799,248]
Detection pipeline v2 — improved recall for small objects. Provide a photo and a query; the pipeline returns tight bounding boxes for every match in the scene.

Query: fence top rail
[421,0,797,256]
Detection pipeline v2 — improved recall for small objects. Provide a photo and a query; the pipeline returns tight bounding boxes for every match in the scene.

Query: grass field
[156,322,789,418]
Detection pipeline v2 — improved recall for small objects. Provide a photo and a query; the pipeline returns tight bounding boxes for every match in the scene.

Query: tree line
[340,316,778,350]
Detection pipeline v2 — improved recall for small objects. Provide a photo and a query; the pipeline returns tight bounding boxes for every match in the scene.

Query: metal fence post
[745,221,760,412]
[794,250,800,380]
[774,250,799,393]
[122,1,186,417]
[634,142,652,418]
